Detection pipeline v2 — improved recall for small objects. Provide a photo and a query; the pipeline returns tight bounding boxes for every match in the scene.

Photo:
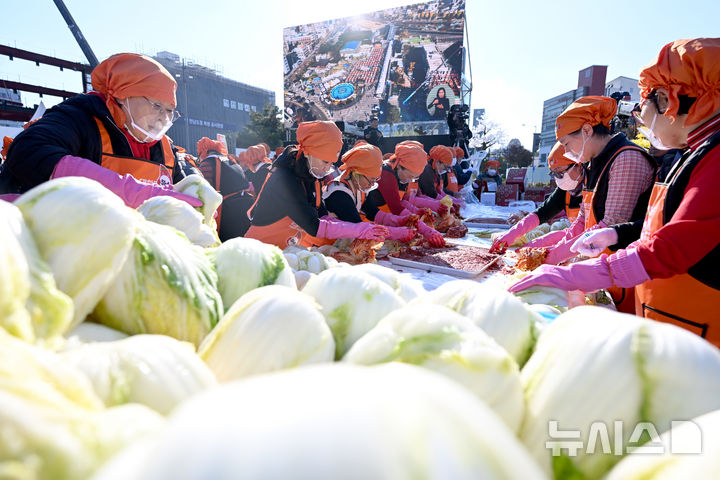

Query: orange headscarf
[196,137,228,160]
[91,53,177,129]
[555,96,617,139]
[429,145,453,169]
[258,143,271,156]
[339,144,383,179]
[485,159,501,170]
[296,121,343,163]
[397,140,424,149]
[454,146,465,159]
[548,142,574,169]
[275,147,285,158]
[244,144,269,166]
[235,150,247,166]
[639,38,720,126]
[390,144,427,175]
[353,139,369,148]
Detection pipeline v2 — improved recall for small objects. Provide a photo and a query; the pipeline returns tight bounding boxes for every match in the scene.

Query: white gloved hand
[570,227,619,257]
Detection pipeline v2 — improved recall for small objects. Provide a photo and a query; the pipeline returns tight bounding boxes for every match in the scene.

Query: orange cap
[548,142,574,169]
[91,53,177,129]
[391,143,428,175]
[555,96,617,139]
[196,137,228,160]
[244,144,268,166]
[454,146,465,159]
[639,38,720,126]
[429,145,453,168]
[339,144,383,178]
[296,121,343,163]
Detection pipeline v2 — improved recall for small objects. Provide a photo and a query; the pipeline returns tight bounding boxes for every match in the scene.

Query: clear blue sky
[2,0,718,148]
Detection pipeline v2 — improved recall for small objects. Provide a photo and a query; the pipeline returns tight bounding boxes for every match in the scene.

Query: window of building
[230,100,237,109]
[251,105,257,112]
[223,99,230,108]
[244,104,250,112]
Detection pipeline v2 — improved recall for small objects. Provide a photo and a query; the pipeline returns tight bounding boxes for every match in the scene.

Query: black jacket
[0,93,197,193]
[248,146,328,236]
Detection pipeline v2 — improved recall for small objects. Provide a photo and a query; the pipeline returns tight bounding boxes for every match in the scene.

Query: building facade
[605,76,640,102]
[537,65,608,163]
[155,52,275,155]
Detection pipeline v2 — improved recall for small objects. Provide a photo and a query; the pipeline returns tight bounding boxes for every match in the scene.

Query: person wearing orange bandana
[416,145,461,213]
[324,144,415,242]
[510,38,720,345]
[196,137,253,240]
[370,142,445,247]
[534,95,655,267]
[241,144,272,193]
[0,53,201,209]
[245,121,388,248]
[490,143,583,253]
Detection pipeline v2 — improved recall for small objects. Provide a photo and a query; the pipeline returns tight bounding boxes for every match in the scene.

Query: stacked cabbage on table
[2,176,720,480]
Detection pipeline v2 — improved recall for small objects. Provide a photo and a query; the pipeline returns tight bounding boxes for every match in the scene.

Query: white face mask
[564,133,588,163]
[306,156,333,179]
[555,171,581,191]
[123,101,173,143]
[487,169,497,176]
[638,112,676,151]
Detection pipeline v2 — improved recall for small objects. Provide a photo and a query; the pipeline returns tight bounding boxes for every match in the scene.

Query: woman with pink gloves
[510,38,720,345]
[0,53,201,208]
[489,142,583,253]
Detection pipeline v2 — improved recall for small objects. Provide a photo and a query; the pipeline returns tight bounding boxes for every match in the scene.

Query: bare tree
[470,118,507,151]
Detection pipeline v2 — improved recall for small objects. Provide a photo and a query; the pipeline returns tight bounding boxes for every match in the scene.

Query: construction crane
[52,0,98,68]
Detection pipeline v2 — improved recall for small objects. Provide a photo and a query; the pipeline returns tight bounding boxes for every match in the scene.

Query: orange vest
[323,177,369,223]
[378,179,418,213]
[581,146,643,314]
[245,169,327,248]
[635,149,720,347]
[445,170,459,193]
[565,191,580,223]
[93,117,175,186]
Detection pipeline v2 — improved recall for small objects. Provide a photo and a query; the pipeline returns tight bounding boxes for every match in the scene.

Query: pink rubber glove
[317,218,388,241]
[524,229,567,248]
[571,227,619,257]
[51,155,202,209]
[417,220,445,247]
[400,200,421,214]
[374,210,413,227]
[384,226,415,242]
[409,195,444,213]
[489,213,539,253]
[508,248,650,293]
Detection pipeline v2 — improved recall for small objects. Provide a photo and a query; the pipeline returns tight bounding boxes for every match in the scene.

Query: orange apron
[582,146,639,314]
[94,118,175,186]
[245,170,330,248]
[635,181,720,347]
[445,171,459,193]
[378,180,418,213]
[565,191,580,223]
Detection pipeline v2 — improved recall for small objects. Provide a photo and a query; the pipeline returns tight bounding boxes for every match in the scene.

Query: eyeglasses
[144,97,181,122]
[639,90,668,115]
[548,163,574,179]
